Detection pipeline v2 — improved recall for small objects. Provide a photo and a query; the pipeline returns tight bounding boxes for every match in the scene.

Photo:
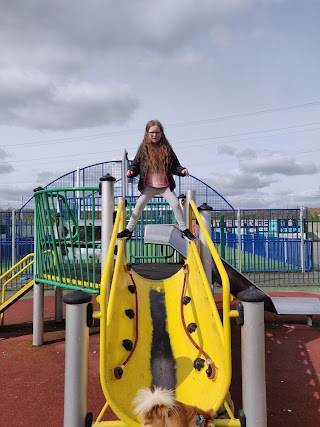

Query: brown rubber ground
[0,292,319,426]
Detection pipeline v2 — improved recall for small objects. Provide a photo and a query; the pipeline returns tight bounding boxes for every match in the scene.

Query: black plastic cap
[63,290,92,305]
[237,286,269,303]
[100,173,116,182]
[198,202,213,211]
[85,412,93,427]
[33,186,44,192]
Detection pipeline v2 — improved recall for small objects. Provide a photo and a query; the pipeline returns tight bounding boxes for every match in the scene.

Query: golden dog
[133,387,215,427]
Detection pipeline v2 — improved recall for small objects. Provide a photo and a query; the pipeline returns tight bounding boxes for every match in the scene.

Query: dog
[132,387,215,427]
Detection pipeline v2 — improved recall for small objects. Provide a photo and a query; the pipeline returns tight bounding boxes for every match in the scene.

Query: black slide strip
[149,289,176,390]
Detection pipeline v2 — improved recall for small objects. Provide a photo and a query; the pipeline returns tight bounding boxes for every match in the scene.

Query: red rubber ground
[0,292,319,426]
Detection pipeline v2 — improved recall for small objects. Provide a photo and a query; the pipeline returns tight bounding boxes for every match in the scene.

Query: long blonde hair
[139,120,172,174]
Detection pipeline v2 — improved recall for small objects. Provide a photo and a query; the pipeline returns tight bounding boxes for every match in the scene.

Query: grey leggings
[127,185,187,232]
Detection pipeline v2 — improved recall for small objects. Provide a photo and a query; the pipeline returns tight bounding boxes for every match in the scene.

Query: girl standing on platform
[117,119,195,242]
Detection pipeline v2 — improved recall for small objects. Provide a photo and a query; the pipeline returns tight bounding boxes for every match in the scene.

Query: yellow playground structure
[2,178,270,427]
[92,199,240,426]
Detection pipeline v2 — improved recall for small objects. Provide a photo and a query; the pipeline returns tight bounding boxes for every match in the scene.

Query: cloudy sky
[1,0,320,209]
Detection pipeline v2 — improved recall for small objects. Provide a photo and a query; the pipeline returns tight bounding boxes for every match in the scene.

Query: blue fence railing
[212,231,313,272]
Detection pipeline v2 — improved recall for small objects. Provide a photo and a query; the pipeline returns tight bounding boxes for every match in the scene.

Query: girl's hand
[181,168,189,177]
[126,170,134,178]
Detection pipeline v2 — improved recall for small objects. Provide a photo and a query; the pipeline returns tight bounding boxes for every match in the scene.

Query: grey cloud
[0,162,14,174]
[0,169,69,208]
[217,144,237,156]
[0,184,33,207]
[240,154,319,176]
[212,186,319,210]
[205,172,281,208]
[206,170,275,197]
[35,169,69,186]
[225,193,276,209]
[236,148,257,158]
[0,148,14,174]
[0,147,10,160]
[289,188,320,207]
[0,70,139,130]
[0,1,254,72]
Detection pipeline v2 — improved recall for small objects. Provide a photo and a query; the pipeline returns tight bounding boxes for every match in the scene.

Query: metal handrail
[0,253,34,324]
[189,200,239,406]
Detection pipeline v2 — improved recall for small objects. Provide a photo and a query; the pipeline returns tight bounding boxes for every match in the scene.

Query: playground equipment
[10,173,314,426]
[27,177,270,427]
[92,199,240,426]
[62,203,252,426]
[2,171,320,426]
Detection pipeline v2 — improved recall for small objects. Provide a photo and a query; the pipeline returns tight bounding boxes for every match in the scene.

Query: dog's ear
[206,408,216,427]
[207,408,215,418]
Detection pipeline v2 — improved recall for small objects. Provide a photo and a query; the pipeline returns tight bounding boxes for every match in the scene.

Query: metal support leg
[307,315,313,326]
[238,286,268,427]
[198,203,213,291]
[55,286,63,322]
[32,281,44,346]
[100,174,116,275]
[63,290,92,427]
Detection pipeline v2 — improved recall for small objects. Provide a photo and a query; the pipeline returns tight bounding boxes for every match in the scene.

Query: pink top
[145,173,168,188]
[145,144,169,188]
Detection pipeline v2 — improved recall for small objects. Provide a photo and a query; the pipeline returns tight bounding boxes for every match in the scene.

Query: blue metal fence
[1,160,320,286]
[212,231,313,272]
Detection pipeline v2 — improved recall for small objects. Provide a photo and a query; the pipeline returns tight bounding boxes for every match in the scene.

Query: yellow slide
[95,234,239,425]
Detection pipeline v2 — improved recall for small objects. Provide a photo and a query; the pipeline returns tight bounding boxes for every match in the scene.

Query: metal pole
[33,187,44,346]
[122,149,128,200]
[186,189,195,228]
[300,207,306,273]
[32,281,44,346]
[55,287,63,322]
[220,215,225,259]
[100,174,116,274]
[237,208,242,273]
[186,190,195,257]
[11,208,16,267]
[76,167,81,220]
[237,286,268,427]
[63,291,92,427]
[198,203,213,290]
[177,193,187,263]
[54,202,63,322]
[178,193,186,219]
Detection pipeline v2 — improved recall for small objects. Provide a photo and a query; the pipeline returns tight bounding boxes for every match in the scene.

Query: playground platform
[0,291,319,427]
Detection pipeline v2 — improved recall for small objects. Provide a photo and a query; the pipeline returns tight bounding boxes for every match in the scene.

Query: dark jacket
[129,145,185,192]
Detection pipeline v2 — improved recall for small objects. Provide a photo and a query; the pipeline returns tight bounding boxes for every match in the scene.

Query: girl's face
[147,125,162,144]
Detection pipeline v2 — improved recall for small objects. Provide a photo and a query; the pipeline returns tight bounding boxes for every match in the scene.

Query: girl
[117,119,195,242]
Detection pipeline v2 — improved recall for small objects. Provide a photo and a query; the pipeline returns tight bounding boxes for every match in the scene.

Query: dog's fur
[133,387,215,427]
